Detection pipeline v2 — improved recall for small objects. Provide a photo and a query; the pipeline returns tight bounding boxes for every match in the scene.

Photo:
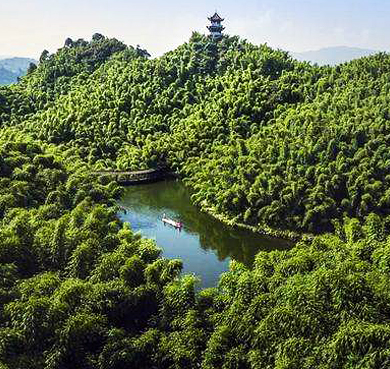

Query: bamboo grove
[1,33,390,368]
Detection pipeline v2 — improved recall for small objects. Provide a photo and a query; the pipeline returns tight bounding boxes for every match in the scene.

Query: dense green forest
[1,33,390,368]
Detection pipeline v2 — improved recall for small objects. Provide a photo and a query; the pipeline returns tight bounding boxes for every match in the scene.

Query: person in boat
[162,214,183,228]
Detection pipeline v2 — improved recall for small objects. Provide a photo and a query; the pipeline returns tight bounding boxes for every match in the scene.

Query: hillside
[1,34,390,368]
[292,46,378,65]
[3,33,390,235]
[0,57,37,85]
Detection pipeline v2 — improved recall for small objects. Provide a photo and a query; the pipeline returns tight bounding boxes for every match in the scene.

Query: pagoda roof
[208,12,224,22]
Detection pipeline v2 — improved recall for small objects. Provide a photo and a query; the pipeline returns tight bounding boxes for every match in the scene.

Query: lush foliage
[3,32,390,234]
[1,32,390,368]
[0,132,183,368]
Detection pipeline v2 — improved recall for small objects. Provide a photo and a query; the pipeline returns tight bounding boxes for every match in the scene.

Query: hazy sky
[0,0,389,59]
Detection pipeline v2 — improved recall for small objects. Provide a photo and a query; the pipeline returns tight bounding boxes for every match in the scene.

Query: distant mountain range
[291,46,381,66]
[0,57,37,85]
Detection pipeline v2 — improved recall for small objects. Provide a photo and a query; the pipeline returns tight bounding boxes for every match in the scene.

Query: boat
[162,214,183,229]
[119,205,127,214]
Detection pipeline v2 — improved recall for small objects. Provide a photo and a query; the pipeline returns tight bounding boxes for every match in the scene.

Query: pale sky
[0,0,388,59]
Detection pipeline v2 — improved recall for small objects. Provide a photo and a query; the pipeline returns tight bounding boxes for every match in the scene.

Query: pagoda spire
[207,12,225,40]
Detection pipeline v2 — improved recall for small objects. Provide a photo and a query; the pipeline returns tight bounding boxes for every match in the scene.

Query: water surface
[118,180,293,288]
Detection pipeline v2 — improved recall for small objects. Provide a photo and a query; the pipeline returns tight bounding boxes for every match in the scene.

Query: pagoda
[207,12,225,39]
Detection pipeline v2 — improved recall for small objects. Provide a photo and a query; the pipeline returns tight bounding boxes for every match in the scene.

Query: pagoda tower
[207,12,225,39]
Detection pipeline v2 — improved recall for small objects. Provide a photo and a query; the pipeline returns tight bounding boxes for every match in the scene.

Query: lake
[118,180,293,288]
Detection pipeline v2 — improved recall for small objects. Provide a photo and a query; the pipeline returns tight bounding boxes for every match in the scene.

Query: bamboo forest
[2,31,390,368]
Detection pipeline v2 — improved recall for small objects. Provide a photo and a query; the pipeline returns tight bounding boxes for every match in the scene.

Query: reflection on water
[118,180,293,288]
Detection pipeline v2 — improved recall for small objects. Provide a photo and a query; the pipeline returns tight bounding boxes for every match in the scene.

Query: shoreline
[198,200,314,243]
[116,174,313,244]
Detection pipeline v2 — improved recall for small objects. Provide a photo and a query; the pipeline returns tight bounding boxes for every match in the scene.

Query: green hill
[2,33,390,368]
[4,33,390,235]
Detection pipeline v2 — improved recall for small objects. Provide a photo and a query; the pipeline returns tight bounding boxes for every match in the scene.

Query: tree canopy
[1,33,390,368]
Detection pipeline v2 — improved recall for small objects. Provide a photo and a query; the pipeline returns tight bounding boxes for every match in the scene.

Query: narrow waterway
[118,180,293,288]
